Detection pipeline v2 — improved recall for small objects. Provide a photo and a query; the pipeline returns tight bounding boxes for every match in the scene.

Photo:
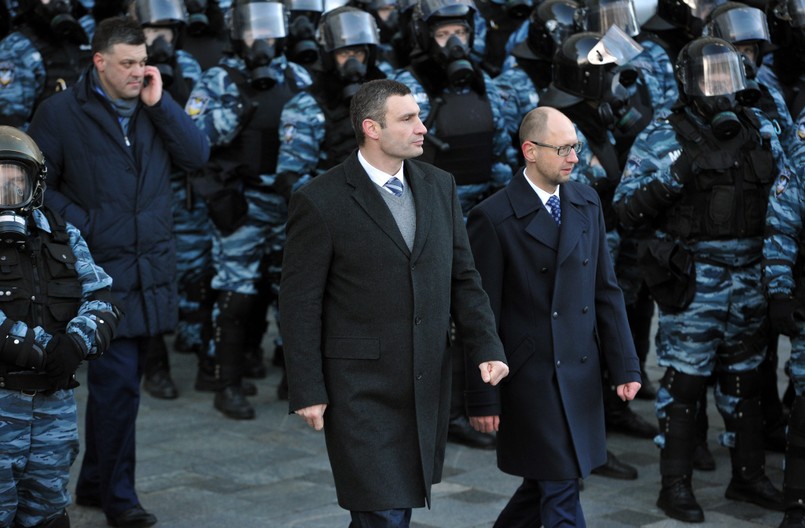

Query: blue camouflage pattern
[763,128,805,396]
[494,63,539,139]
[275,90,327,182]
[391,67,514,214]
[0,15,94,129]
[0,209,113,527]
[630,39,677,113]
[614,107,794,443]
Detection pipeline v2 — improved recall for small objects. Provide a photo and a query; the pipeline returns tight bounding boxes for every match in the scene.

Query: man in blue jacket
[28,16,210,528]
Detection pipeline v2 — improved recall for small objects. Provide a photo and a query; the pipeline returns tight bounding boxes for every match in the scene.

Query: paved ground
[67,324,789,527]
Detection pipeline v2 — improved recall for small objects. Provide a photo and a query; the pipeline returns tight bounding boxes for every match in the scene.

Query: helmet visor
[788,0,805,27]
[419,0,476,20]
[708,6,770,43]
[320,10,379,50]
[585,0,640,36]
[0,163,33,208]
[231,3,288,40]
[588,24,644,64]
[134,0,188,25]
[683,45,746,96]
[285,0,324,11]
[682,0,724,21]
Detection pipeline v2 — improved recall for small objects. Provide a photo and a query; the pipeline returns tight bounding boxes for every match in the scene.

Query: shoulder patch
[185,93,210,117]
[775,174,790,196]
[282,123,296,143]
[798,120,805,141]
[0,62,15,88]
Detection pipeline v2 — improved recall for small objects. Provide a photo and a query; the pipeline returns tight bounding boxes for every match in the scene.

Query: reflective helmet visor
[588,24,643,64]
[585,0,640,36]
[285,0,324,11]
[323,0,349,12]
[682,0,724,21]
[0,163,33,208]
[708,6,770,42]
[682,44,746,96]
[419,0,476,20]
[135,0,188,25]
[788,0,805,27]
[320,9,379,50]
[231,2,288,40]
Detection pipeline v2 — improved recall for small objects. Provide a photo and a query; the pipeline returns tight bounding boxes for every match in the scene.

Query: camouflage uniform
[0,209,115,527]
[391,67,514,215]
[0,15,94,129]
[614,107,791,508]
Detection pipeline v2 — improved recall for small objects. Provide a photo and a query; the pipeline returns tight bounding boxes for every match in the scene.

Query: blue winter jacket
[28,67,210,338]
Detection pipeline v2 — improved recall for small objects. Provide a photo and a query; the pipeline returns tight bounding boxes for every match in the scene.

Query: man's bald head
[519,107,573,146]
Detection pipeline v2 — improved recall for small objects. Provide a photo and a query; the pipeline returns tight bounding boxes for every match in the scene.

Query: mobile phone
[144,75,151,87]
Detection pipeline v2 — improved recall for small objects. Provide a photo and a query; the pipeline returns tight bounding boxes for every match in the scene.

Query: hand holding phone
[140,65,162,107]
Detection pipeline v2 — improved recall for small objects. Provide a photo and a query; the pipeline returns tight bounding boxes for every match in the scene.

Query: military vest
[662,108,775,240]
[0,209,82,368]
[19,26,91,114]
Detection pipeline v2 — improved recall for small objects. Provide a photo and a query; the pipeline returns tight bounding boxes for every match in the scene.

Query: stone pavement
[67,329,789,528]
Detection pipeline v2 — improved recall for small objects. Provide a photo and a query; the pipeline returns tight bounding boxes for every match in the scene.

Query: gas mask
[694,94,743,139]
[288,13,320,64]
[0,162,36,244]
[147,34,177,87]
[336,54,368,99]
[35,0,89,44]
[243,39,277,90]
[597,67,644,131]
[431,33,474,87]
[185,0,210,34]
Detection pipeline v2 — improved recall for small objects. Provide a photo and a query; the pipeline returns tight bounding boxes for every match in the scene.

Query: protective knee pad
[785,396,805,506]
[660,368,709,405]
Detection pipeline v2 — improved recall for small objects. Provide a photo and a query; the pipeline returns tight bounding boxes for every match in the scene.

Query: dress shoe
[448,416,496,450]
[606,408,659,439]
[636,372,658,400]
[75,495,102,508]
[214,386,256,420]
[591,451,638,480]
[143,370,178,400]
[779,508,805,527]
[692,443,715,471]
[195,368,257,396]
[106,505,157,528]
[657,475,705,523]
[725,474,785,511]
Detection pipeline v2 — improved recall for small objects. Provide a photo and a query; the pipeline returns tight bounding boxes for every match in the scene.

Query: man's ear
[521,142,537,163]
[92,52,105,72]
[362,118,380,141]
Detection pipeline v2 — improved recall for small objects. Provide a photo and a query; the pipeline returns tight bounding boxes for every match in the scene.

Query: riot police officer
[764,0,805,119]
[183,0,230,70]
[614,37,791,523]
[0,125,121,528]
[0,0,94,128]
[186,0,312,419]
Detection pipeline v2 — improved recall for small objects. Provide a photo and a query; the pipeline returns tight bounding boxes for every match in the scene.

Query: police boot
[174,273,214,354]
[761,336,787,453]
[34,511,70,528]
[603,366,658,439]
[212,292,256,420]
[723,397,784,510]
[242,301,269,379]
[626,291,656,400]
[142,335,178,400]
[657,402,704,522]
[780,396,805,527]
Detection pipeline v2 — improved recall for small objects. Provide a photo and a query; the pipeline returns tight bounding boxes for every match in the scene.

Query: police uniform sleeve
[0,33,46,128]
[276,92,327,185]
[185,66,244,147]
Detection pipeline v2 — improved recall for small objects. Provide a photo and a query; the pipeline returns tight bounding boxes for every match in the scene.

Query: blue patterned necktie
[384,177,404,197]
[547,195,561,226]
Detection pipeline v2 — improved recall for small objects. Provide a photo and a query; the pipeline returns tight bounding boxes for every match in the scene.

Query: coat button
[583,258,589,265]
[581,356,588,363]
[416,373,423,380]
[540,267,548,273]
[415,316,422,325]
[582,306,589,313]
[556,360,561,367]
[552,311,558,318]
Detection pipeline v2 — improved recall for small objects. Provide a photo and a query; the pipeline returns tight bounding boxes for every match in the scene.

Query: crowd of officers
[2,0,805,525]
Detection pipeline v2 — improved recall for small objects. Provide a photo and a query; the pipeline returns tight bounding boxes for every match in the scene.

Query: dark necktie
[547,195,561,226]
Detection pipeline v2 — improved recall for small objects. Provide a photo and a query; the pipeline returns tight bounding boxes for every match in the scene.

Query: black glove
[44,333,84,389]
[768,294,802,337]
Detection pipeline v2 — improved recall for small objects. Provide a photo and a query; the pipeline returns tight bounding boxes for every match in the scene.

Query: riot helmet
[523,0,579,60]
[705,2,772,69]
[318,6,380,97]
[131,0,188,87]
[643,0,725,37]
[542,31,645,130]
[488,0,533,20]
[185,0,211,34]
[229,0,290,89]
[353,0,400,43]
[285,0,324,64]
[675,36,748,138]
[768,0,805,52]
[576,0,641,36]
[0,126,46,243]
[21,0,89,43]
[413,0,477,86]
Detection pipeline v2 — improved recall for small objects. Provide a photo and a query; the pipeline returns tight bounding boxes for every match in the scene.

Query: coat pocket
[324,337,381,360]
